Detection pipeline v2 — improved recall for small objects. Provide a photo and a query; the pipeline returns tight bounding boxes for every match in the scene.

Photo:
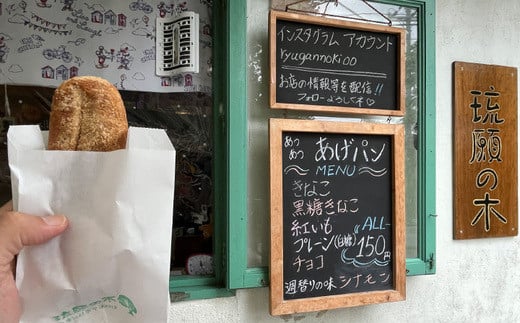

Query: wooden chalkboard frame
[269,10,406,116]
[269,118,406,315]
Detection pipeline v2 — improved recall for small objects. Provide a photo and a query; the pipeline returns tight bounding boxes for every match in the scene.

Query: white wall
[169,1,520,321]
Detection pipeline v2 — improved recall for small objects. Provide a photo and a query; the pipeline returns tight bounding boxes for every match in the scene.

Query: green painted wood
[226,0,249,289]
[170,286,235,302]
[421,0,437,275]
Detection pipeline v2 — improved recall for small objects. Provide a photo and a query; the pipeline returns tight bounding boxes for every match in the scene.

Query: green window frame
[169,1,238,300]
[170,0,436,299]
[227,0,436,289]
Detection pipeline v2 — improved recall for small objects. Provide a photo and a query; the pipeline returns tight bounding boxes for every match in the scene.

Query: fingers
[0,203,68,323]
[3,212,68,248]
[0,204,68,265]
[17,213,68,247]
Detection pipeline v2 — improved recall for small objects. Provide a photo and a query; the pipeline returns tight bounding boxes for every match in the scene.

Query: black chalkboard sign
[269,10,405,116]
[269,119,406,315]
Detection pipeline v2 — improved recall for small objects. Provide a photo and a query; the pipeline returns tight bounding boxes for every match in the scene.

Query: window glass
[369,3,419,258]
[121,91,214,273]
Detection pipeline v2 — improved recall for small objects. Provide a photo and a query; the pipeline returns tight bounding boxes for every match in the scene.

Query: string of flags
[31,13,68,30]
[24,20,72,35]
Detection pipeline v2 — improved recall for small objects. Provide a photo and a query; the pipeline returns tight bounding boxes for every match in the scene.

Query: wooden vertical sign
[453,61,518,239]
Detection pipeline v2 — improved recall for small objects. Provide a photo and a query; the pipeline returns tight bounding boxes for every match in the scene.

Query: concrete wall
[169,1,520,321]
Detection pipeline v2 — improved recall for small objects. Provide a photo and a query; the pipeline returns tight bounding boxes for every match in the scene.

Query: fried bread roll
[48,76,128,151]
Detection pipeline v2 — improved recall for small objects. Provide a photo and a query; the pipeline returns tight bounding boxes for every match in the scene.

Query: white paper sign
[8,125,175,323]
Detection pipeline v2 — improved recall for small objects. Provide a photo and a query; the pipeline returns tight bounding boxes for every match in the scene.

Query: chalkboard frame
[269,118,406,315]
[269,10,406,116]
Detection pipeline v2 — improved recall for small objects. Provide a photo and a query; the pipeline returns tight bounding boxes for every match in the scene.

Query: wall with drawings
[0,0,212,92]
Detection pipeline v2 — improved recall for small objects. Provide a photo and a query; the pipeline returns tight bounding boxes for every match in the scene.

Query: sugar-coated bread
[48,76,128,151]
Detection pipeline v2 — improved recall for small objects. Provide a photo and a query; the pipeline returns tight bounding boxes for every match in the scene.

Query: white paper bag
[8,125,175,323]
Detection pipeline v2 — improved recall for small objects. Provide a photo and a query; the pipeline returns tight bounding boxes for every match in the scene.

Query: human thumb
[17,213,68,247]
[0,211,68,262]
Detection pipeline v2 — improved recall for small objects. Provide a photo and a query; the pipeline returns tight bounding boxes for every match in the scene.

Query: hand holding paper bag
[0,201,68,323]
[8,125,176,323]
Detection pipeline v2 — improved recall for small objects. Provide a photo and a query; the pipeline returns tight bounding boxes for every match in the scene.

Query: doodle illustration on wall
[0,0,212,93]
